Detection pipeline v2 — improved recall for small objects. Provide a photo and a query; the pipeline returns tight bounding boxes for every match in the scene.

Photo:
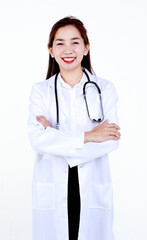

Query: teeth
[63,58,75,61]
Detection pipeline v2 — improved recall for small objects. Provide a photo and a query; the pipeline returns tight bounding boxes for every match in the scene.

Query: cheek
[52,46,63,58]
[76,51,85,62]
[54,50,61,58]
[75,46,86,56]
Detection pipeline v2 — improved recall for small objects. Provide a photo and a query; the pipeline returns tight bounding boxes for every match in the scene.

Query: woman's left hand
[36,115,51,129]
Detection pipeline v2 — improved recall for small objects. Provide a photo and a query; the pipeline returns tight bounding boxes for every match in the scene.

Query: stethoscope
[54,68,104,129]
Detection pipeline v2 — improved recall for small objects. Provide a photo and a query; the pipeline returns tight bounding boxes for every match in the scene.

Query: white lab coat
[27,69,119,240]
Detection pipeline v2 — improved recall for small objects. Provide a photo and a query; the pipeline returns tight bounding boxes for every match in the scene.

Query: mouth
[62,57,76,64]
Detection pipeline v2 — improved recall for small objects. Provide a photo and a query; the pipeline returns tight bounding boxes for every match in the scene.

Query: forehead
[54,25,82,40]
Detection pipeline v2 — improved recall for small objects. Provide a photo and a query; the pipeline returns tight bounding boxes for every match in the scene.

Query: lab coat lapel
[48,74,69,119]
[57,82,69,119]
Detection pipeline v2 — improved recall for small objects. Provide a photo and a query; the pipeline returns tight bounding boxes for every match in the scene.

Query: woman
[27,16,120,240]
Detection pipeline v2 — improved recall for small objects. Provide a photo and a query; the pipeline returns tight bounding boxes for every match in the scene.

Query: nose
[64,44,72,55]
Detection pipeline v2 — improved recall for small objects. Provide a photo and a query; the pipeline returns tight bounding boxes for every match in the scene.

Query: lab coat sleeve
[66,82,119,167]
[27,82,84,157]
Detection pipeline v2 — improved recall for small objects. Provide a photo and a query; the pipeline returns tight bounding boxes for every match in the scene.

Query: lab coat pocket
[32,182,55,210]
[89,183,112,210]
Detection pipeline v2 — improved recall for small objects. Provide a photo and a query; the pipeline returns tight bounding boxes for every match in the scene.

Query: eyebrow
[55,37,80,41]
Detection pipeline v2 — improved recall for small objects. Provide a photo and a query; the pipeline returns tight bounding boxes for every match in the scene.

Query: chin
[61,64,82,73]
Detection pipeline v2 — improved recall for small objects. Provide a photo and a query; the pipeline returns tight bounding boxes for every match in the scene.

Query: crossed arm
[28,81,120,167]
[36,115,121,143]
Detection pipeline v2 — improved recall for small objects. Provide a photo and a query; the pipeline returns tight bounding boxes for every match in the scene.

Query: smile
[62,57,76,64]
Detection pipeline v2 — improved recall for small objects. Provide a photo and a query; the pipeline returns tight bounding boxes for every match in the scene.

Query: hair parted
[46,16,94,79]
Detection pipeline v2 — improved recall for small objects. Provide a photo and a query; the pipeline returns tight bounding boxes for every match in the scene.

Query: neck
[60,67,83,88]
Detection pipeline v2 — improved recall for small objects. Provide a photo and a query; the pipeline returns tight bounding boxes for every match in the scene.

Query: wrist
[84,131,93,143]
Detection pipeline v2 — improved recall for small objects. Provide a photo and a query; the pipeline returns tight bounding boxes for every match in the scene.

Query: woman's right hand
[84,120,121,143]
[36,115,51,129]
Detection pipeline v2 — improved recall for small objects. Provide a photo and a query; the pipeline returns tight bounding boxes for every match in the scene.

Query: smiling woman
[27,16,120,240]
[46,16,93,80]
[48,25,90,86]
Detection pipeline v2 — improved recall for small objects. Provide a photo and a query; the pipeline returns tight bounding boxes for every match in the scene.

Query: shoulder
[92,73,115,90]
[30,75,56,94]
[32,75,55,89]
[29,75,56,102]
[96,75,118,100]
[95,76,117,97]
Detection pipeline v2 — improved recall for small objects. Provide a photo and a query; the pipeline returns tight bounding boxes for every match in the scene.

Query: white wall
[0,0,147,239]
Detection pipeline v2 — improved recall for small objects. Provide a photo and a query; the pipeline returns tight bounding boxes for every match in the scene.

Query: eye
[73,42,79,45]
[57,43,63,46]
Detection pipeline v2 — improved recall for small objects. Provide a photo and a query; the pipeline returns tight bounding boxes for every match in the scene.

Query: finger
[36,115,46,119]
[36,116,51,128]
[36,117,46,125]
[36,116,46,123]
[107,135,120,140]
[36,116,41,121]
[36,115,42,120]
[106,127,120,136]
[40,116,50,126]
[111,128,121,136]
[36,116,43,122]
[36,115,45,120]
[109,130,121,139]
[37,115,49,124]
[107,123,120,130]
[40,115,48,120]
[100,119,108,125]
[109,134,120,139]
[36,118,45,125]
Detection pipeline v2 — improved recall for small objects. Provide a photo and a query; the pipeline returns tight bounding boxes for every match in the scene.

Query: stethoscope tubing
[54,69,104,129]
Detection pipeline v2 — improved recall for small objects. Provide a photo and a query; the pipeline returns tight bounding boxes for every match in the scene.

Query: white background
[0,0,147,239]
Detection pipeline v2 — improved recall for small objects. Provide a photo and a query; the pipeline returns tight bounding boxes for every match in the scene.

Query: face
[49,25,90,73]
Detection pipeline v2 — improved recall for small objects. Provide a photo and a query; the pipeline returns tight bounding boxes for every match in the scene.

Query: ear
[48,46,54,58]
[84,43,90,56]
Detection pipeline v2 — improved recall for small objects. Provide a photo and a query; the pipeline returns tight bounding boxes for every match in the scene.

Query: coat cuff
[74,132,84,149]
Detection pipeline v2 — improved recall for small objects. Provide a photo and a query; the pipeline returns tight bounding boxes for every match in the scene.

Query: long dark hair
[46,16,94,79]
